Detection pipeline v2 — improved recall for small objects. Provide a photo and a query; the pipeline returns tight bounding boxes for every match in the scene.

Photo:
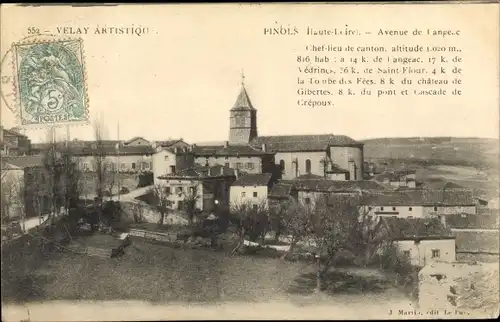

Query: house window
[305,197,311,205]
[380,207,384,211]
[246,162,254,170]
[433,207,438,211]
[225,162,230,167]
[132,163,136,170]
[253,192,258,198]
[176,187,183,194]
[279,160,285,171]
[432,249,440,259]
[170,165,176,173]
[241,192,246,197]
[190,186,196,195]
[305,159,311,174]
[392,207,396,211]
[236,162,243,169]
[83,163,89,171]
[178,200,184,210]
[403,250,410,258]
[164,155,169,161]
[409,207,412,211]
[165,187,171,194]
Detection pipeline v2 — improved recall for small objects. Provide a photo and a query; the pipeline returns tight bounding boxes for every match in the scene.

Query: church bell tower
[228,72,258,145]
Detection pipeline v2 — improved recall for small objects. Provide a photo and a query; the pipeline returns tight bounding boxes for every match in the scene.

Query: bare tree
[92,118,108,201]
[0,172,25,228]
[150,184,172,225]
[271,198,315,260]
[306,194,361,293]
[183,186,200,225]
[230,199,269,254]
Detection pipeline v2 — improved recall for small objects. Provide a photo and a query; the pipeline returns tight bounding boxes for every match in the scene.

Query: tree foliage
[230,199,269,254]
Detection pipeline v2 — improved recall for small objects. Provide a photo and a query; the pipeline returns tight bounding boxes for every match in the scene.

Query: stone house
[156,164,239,213]
[378,217,457,266]
[229,173,273,209]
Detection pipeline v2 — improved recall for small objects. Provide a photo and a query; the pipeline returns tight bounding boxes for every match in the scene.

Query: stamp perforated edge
[11,35,91,130]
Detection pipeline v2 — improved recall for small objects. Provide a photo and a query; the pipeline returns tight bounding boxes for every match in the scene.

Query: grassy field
[1,234,410,306]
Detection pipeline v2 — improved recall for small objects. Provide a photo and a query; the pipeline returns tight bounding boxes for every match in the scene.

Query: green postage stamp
[13,38,89,126]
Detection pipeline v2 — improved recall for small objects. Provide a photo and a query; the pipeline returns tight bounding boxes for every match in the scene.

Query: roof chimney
[261,143,266,152]
[224,141,228,148]
[208,167,211,176]
[220,166,224,176]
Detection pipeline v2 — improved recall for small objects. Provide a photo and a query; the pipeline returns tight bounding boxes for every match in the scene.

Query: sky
[1,4,498,144]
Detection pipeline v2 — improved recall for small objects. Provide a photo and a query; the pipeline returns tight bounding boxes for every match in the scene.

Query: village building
[152,143,195,185]
[0,126,32,156]
[1,160,25,221]
[361,189,477,220]
[192,79,364,181]
[374,169,417,188]
[193,142,276,175]
[273,178,386,206]
[229,173,273,209]
[378,217,456,266]
[1,155,77,219]
[156,164,238,213]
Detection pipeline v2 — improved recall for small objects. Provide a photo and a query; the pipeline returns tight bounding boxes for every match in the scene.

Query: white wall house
[395,238,456,266]
[229,173,273,209]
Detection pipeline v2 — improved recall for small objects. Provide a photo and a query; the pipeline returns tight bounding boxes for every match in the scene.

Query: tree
[230,199,269,254]
[92,117,111,201]
[306,194,361,293]
[0,172,25,228]
[183,186,200,225]
[150,184,172,225]
[271,198,315,260]
[351,203,385,267]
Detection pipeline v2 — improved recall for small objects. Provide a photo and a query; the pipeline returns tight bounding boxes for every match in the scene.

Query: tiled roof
[193,143,273,156]
[453,230,499,254]
[1,161,21,170]
[446,213,500,230]
[232,173,273,187]
[124,137,149,144]
[158,164,238,180]
[251,134,362,152]
[231,85,255,111]
[70,145,155,156]
[3,128,27,138]
[362,188,475,206]
[361,191,415,206]
[155,139,186,147]
[268,182,294,199]
[292,179,386,193]
[2,155,44,168]
[420,180,464,190]
[375,170,416,182]
[296,173,324,180]
[381,217,454,240]
[403,189,475,206]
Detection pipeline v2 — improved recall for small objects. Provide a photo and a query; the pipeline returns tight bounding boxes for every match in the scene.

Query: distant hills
[361,137,499,171]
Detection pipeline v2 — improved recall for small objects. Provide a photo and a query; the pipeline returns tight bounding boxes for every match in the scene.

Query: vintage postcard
[1,2,498,321]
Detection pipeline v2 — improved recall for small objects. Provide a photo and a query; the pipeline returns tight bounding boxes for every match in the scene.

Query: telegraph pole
[117,120,121,201]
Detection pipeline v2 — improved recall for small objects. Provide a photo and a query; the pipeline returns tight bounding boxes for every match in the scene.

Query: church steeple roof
[231,70,255,111]
[231,85,255,111]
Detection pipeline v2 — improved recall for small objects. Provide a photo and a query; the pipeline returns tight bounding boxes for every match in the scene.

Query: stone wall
[119,200,189,225]
[418,261,499,318]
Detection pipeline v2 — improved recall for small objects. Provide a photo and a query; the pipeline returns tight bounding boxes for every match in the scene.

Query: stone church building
[193,81,364,181]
